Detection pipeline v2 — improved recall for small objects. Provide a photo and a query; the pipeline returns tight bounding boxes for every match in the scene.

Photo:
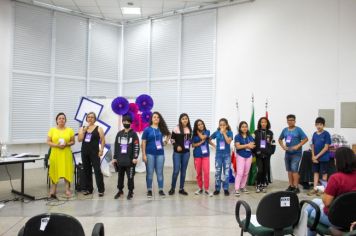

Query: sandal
[65,190,72,198]
[49,193,57,199]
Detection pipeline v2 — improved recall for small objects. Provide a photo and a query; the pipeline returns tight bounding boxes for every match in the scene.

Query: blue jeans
[284,152,302,172]
[215,152,231,191]
[305,198,332,236]
[171,151,190,190]
[146,154,165,190]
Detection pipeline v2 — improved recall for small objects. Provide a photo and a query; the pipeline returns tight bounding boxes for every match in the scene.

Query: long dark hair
[217,118,231,131]
[257,117,271,130]
[150,111,170,136]
[193,119,206,136]
[178,113,192,135]
[238,121,250,136]
[335,147,356,173]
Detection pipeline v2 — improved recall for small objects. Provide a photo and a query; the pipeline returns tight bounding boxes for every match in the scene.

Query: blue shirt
[142,127,164,155]
[279,126,307,154]
[234,134,254,158]
[192,130,210,158]
[312,130,331,162]
[210,130,233,155]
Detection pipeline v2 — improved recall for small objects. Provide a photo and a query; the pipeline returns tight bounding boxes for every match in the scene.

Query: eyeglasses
[287,119,295,122]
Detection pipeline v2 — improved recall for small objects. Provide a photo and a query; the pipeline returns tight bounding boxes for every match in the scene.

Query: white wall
[217,0,356,180]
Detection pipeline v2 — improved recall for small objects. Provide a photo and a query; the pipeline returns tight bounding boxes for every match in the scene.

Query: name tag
[201,144,208,154]
[280,197,290,207]
[260,140,266,148]
[219,140,225,150]
[58,138,65,145]
[184,140,190,149]
[121,144,128,154]
[85,133,92,142]
[286,135,292,144]
[156,140,162,150]
[245,149,251,152]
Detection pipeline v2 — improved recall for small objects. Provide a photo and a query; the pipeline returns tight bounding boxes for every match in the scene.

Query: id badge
[286,135,292,144]
[121,144,128,154]
[260,140,266,148]
[155,140,162,150]
[84,133,92,142]
[184,140,190,149]
[219,140,225,150]
[201,144,208,154]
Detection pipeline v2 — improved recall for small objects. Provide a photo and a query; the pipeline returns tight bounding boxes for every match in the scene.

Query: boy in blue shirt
[278,114,308,193]
[307,117,331,196]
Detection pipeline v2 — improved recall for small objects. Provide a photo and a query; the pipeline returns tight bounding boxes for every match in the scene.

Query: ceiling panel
[21,0,227,21]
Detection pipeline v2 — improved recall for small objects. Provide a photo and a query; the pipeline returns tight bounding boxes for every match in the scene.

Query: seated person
[306,147,356,236]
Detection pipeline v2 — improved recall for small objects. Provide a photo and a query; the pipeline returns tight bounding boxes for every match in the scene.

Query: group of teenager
[45,110,356,235]
[46,111,355,201]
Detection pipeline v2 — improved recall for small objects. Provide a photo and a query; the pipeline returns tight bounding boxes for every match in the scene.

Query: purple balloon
[135,94,154,112]
[111,97,129,115]
[141,111,152,123]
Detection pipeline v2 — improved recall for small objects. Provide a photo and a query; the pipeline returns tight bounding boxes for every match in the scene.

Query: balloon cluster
[111,94,154,132]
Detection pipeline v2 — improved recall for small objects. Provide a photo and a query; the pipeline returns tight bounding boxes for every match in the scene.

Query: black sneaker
[159,190,166,197]
[224,190,230,196]
[147,190,153,198]
[286,186,294,191]
[98,192,104,197]
[179,189,188,195]
[114,190,124,199]
[293,187,300,194]
[213,190,220,195]
[168,189,175,195]
[127,191,133,200]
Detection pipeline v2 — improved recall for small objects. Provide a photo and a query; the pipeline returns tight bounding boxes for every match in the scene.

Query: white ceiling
[17,0,228,22]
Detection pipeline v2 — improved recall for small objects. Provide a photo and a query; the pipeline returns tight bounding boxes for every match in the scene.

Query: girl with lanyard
[169,113,192,196]
[142,112,170,198]
[234,121,255,196]
[192,119,215,196]
[254,117,274,193]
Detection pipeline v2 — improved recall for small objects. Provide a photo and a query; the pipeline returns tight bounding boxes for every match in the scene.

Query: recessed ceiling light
[121,7,141,15]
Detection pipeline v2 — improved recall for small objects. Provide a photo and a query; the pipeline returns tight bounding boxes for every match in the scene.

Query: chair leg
[240,229,244,236]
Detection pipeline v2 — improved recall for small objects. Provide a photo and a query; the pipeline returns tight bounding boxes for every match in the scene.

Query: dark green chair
[307,191,356,236]
[235,191,318,236]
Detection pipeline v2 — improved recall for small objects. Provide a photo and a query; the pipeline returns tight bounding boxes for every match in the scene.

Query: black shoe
[83,190,93,195]
[98,192,104,197]
[114,190,124,199]
[224,190,230,196]
[286,186,293,191]
[147,190,153,198]
[159,190,166,197]
[213,190,220,195]
[168,189,175,195]
[179,189,188,196]
[293,187,300,194]
[127,191,133,200]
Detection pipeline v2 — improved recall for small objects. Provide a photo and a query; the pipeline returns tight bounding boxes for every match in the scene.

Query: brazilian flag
[247,103,257,186]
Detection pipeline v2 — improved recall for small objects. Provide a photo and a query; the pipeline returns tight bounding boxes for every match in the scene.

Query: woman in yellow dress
[47,112,75,198]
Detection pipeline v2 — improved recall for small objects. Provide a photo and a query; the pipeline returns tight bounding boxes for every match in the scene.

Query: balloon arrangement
[111,94,154,132]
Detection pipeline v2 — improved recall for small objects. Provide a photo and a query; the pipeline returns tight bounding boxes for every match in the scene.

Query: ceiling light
[121,7,141,15]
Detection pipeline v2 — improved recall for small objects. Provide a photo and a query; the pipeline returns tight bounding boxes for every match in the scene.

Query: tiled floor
[0,167,315,235]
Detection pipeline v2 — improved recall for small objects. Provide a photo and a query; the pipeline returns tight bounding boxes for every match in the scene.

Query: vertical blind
[11,3,216,142]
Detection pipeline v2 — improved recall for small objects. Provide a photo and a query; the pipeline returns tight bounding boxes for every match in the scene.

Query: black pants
[256,155,270,186]
[82,151,105,193]
[117,165,135,192]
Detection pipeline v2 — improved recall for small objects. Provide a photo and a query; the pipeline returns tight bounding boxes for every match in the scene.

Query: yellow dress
[48,127,75,184]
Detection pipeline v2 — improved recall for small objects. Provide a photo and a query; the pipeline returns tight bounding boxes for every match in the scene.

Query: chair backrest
[22,213,85,236]
[256,191,300,230]
[328,191,356,230]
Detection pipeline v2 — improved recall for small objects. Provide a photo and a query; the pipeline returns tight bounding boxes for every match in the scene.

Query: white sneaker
[204,190,213,197]
[234,190,240,197]
[195,189,203,195]
[240,188,249,194]
[262,188,267,193]
[256,187,261,193]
